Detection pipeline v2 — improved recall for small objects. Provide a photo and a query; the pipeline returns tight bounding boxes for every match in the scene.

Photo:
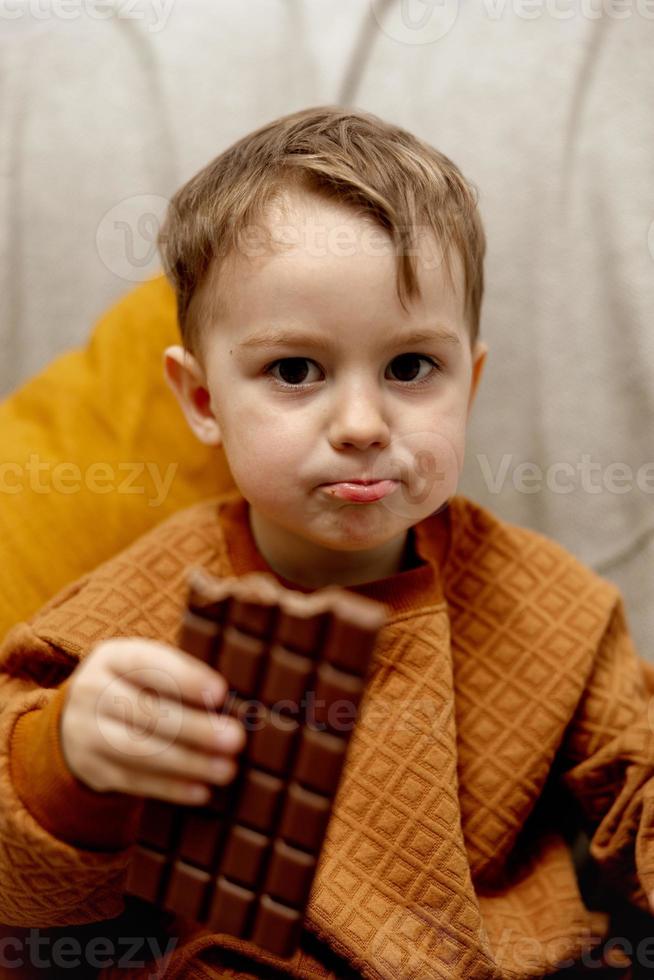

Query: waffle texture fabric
[0,490,652,980]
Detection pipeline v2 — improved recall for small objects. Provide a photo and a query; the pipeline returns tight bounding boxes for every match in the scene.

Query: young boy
[0,106,650,980]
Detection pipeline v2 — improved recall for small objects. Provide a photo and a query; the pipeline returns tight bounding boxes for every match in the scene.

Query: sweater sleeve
[559,593,654,914]
[0,621,144,928]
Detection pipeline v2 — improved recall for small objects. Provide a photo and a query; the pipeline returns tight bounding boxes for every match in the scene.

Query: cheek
[426,406,469,476]
[444,410,469,461]
[224,422,301,479]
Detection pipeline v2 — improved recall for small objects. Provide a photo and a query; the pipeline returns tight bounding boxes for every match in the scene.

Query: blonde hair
[158,105,485,353]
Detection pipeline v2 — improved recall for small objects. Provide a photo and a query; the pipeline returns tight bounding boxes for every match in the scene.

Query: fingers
[134,779,212,807]
[92,753,215,806]
[94,715,239,792]
[72,638,246,805]
[101,675,246,756]
[98,638,228,709]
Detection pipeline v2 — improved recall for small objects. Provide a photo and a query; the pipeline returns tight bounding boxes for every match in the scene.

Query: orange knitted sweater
[0,491,652,980]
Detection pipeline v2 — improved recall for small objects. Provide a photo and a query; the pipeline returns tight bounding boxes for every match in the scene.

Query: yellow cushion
[0,276,235,639]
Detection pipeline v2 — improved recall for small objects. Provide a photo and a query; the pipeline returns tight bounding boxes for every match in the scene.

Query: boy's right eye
[266,358,320,388]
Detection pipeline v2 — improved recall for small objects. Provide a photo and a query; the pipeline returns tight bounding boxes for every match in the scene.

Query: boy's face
[165,190,487,588]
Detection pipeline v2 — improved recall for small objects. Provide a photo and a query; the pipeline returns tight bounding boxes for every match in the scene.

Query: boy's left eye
[266,354,440,388]
[390,353,439,383]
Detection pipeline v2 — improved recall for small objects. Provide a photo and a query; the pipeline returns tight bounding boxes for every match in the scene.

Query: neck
[248,510,412,589]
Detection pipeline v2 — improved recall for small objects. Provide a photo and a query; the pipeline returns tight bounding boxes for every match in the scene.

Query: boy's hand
[60,637,246,805]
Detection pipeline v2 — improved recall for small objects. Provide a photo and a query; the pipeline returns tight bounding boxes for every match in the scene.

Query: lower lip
[320,480,399,502]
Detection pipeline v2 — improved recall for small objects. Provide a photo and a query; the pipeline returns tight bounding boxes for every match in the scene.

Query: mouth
[319,479,399,503]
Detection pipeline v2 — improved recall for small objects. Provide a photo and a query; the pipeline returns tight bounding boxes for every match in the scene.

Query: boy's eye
[267,354,440,388]
[272,358,316,386]
[390,353,437,383]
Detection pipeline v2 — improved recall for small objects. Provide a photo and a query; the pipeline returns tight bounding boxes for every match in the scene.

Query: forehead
[194,188,467,337]
[262,188,442,265]
[265,187,382,239]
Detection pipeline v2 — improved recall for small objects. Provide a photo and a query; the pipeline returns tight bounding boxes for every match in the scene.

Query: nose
[327,378,391,451]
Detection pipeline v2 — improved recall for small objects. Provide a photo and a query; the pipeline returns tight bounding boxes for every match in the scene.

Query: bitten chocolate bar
[124,568,386,958]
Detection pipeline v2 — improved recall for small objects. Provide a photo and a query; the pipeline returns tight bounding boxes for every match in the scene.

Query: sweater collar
[217,492,451,615]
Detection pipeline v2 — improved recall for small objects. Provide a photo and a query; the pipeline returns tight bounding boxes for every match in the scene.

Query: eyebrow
[237,326,462,351]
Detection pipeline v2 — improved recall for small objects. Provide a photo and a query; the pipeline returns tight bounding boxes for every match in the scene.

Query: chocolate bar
[124,568,386,958]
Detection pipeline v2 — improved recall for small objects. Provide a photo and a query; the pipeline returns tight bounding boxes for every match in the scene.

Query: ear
[163,345,222,446]
[467,340,488,420]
